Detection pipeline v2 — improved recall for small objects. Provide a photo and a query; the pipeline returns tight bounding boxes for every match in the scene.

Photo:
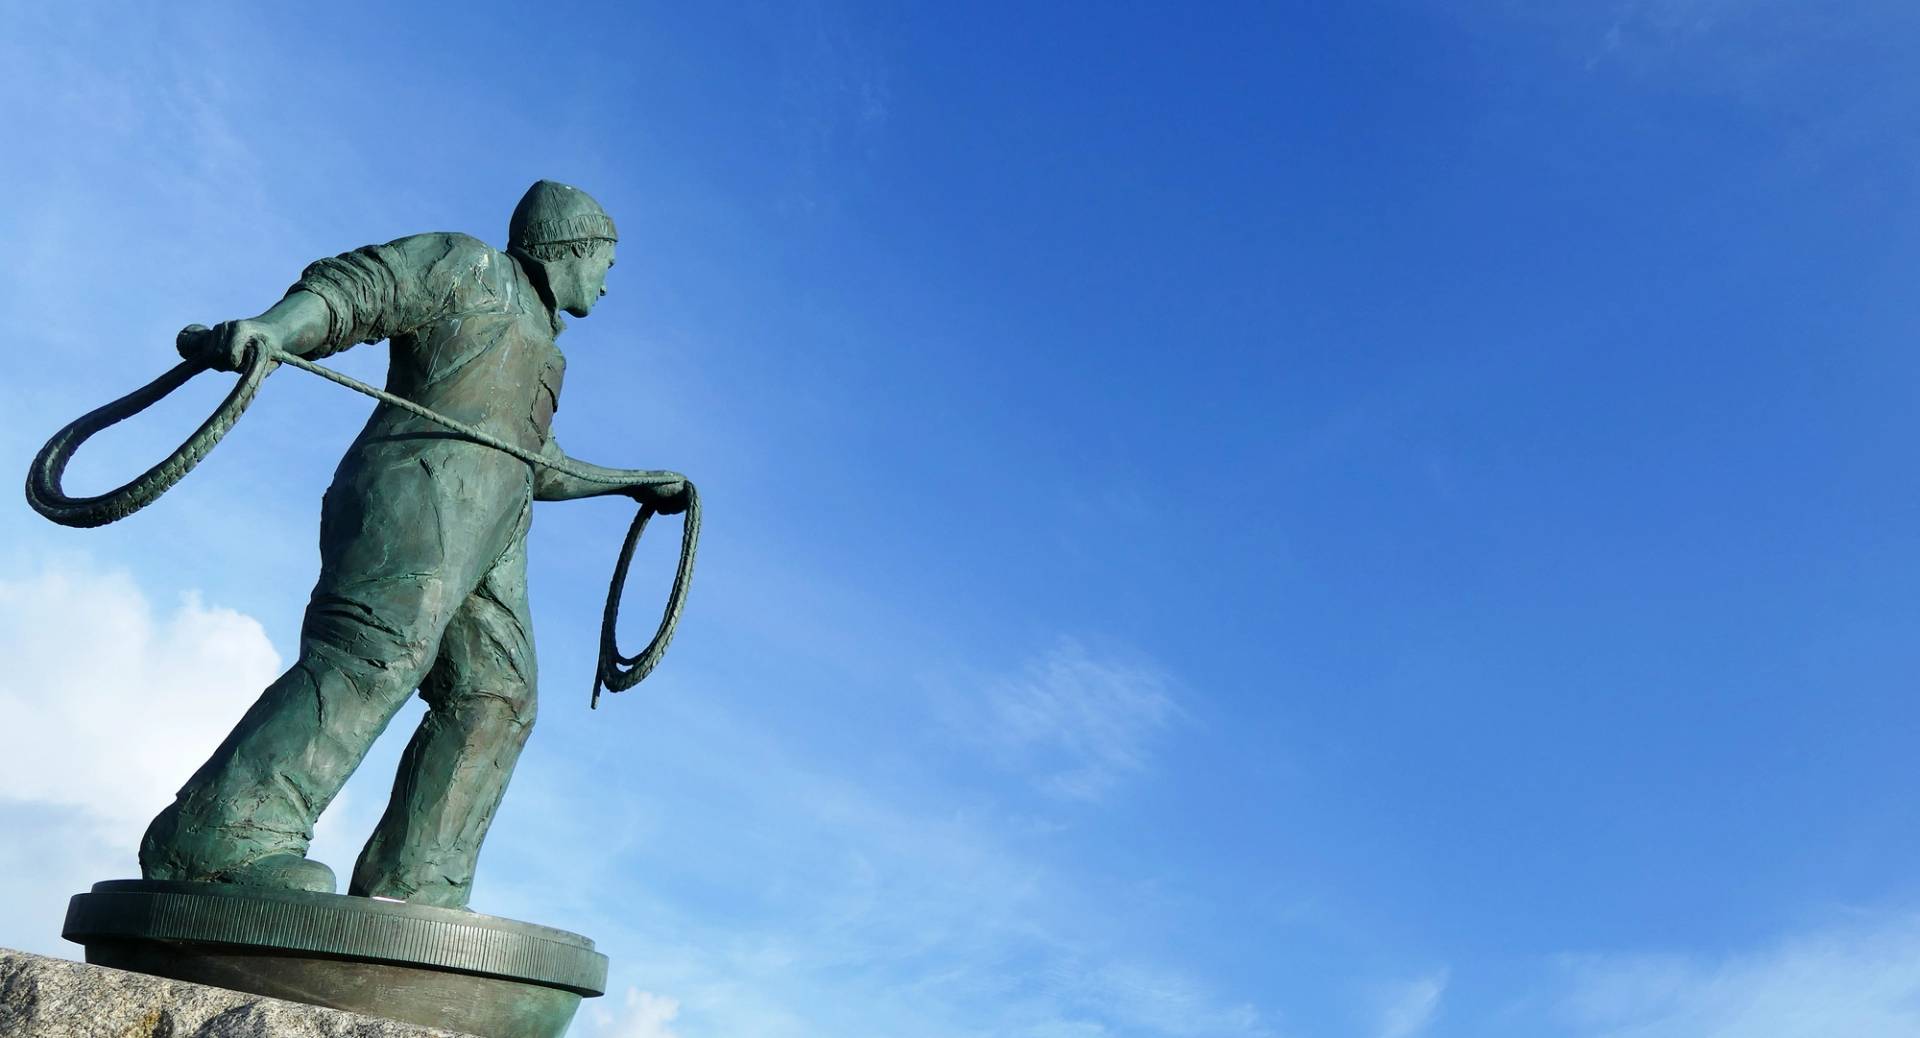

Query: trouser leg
[352,526,537,908]
[139,587,455,881]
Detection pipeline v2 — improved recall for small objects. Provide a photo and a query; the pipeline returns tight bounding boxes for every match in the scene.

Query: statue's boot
[212,853,337,895]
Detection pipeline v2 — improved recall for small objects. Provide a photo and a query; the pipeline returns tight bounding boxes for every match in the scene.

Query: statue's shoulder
[384,231,502,264]
[378,233,520,303]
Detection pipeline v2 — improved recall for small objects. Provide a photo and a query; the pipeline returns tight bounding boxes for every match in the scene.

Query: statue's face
[553,241,617,318]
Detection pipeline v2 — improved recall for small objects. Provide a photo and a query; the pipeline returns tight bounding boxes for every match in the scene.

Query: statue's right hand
[176,320,274,373]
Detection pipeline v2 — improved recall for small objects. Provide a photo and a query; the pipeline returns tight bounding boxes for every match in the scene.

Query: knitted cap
[509,180,618,249]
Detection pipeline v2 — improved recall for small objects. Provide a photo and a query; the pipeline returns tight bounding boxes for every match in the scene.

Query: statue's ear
[509,248,560,307]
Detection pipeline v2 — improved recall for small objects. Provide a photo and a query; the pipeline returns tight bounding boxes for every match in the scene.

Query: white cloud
[0,559,293,953]
[979,638,1181,800]
[0,561,283,841]
[590,988,684,1038]
[1373,970,1446,1038]
[1554,913,1920,1037]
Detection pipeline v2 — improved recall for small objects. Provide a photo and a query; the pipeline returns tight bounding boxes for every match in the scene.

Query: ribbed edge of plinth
[63,880,606,996]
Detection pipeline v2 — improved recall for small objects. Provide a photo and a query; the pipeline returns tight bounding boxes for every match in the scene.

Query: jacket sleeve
[532,433,569,500]
[285,232,509,358]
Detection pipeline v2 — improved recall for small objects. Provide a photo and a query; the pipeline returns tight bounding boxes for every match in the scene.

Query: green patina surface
[112,181,689,908]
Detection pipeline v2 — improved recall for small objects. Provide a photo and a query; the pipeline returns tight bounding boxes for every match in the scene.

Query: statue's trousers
[140,438,538,909]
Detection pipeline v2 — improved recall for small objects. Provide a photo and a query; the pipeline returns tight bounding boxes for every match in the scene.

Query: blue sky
[4,2,1920,1036]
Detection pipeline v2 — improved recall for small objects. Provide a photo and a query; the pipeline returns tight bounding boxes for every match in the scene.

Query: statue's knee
[457,685,537,743]
[302,589,449,684]
[293,643,434,710]
[498,686,537,738]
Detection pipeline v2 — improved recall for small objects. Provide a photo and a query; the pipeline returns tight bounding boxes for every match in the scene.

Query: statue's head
[508,180,618,318]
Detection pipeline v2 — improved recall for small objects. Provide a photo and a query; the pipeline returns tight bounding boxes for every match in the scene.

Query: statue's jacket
[287,232,563,667]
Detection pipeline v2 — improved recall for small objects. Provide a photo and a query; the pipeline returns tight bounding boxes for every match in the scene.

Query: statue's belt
[25,333,696,705]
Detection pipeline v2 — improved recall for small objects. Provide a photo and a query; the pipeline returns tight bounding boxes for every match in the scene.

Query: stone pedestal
[60,880,606,1038]
[0,947,475,1036]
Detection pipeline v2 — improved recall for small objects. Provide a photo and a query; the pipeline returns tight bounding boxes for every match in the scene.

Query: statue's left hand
[628,478,690,515]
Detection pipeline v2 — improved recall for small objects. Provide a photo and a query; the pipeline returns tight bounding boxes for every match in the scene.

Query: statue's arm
[292,233,497,355]
[182,234,488,371]
[176,288,342,371]
[531,436,622,501]
[250,291,331,358]
[533,436,689,512]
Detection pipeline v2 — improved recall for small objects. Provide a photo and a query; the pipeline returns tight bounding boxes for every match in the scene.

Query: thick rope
[25,342,696,705]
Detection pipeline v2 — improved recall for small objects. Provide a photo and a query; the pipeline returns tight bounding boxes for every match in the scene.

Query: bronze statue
[25,179,704,1035]
[30,180,695,910]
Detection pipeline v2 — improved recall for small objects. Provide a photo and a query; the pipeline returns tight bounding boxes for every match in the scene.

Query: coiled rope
[24,331,696,706]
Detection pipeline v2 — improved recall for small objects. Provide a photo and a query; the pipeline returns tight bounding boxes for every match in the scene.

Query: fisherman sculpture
[29,180,694,909]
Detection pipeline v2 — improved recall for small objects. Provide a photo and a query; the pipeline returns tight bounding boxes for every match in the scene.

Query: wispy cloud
[769,1,892,216]
[1496,0,1914,96]
[464,646,1264,1038]
[1372,970,1446,1038]
[974,638,1182,800]
[0,6,290,347]
[1552,913,1920,1037]
[1052,961,1272,1038]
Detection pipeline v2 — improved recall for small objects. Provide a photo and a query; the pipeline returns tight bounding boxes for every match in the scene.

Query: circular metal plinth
[64,880,606,1038]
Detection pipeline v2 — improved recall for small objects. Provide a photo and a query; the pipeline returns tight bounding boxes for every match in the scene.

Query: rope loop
[26,342,276,528]
[594,485,700,706]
